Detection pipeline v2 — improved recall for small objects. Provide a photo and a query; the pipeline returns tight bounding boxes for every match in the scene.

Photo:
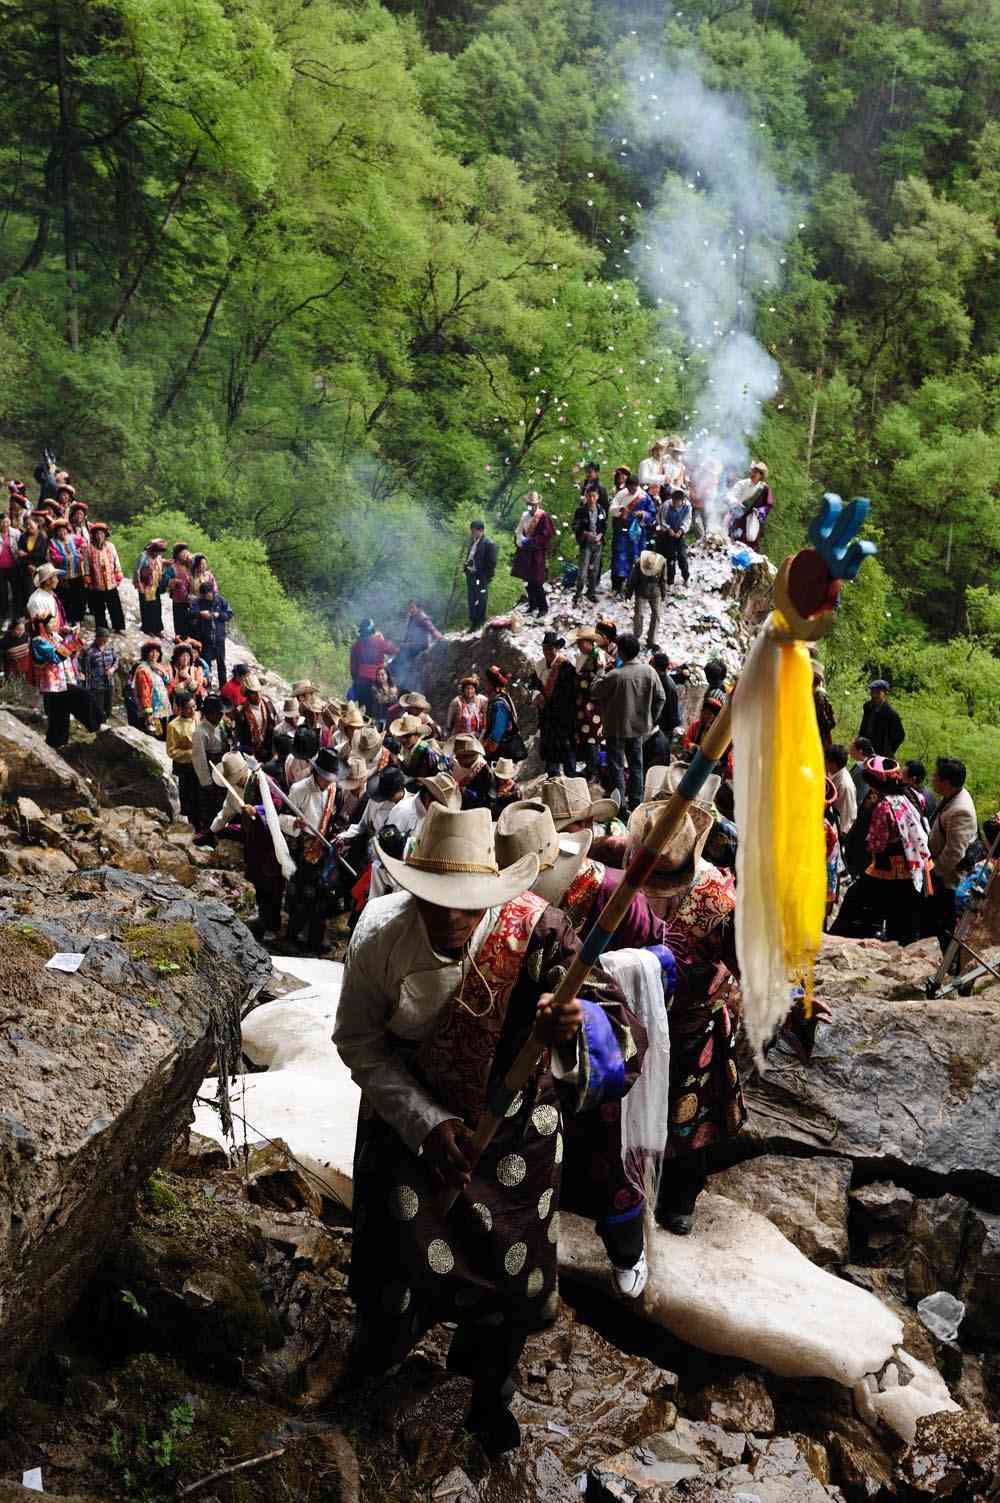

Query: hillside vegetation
[2,0,1000,804]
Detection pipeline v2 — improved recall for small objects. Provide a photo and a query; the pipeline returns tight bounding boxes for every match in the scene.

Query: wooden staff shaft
[441,700,733,1213]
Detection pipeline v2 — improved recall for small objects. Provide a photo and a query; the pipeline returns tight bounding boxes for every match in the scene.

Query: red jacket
[350,633,397,684]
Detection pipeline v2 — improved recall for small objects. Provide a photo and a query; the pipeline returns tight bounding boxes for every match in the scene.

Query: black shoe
[663,1211,695,1236]
[464,1401,521,1457]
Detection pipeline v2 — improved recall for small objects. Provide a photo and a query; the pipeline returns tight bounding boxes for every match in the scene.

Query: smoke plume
[622,57,793,495]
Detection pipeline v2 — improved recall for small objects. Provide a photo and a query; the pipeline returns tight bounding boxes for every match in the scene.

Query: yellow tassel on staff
[771,620,827,996]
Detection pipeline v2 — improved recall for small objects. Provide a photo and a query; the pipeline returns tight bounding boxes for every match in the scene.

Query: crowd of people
[465,443,774,625]
[4,441,996,1463]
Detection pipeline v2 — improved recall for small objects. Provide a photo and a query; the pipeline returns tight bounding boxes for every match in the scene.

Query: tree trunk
[160,264,234,417]
[54,17,79,351]
[110,147,199,336]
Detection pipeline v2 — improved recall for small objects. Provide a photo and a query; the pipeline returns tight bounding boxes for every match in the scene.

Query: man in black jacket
[642,650,682,773]
[858,679,904,757]
[465,519,497,628]
[572,483,608,604]
[192,581,233,688]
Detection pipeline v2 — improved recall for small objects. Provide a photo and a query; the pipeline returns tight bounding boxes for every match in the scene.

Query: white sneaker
[610,1251,648,1299]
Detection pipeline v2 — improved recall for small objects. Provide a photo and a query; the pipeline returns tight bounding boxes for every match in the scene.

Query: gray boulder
[62,724,180,819]
[710,1156,852,1267]
[0,867,270,1409]
[0,708,94,812]
[744,947,1000,1200]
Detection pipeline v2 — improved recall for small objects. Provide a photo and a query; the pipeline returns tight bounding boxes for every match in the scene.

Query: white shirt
[334,893,501,1151]
[609,486,633,519]
[279,772,337,835]
[637,457,667,488]
[832,766,857,836]
[27,587,60,622]
[728,476,762,508]
[341,791,422,855]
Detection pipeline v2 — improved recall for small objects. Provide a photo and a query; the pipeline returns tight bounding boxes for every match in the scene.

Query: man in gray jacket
[591,634,666,812]
[925,756,978,951]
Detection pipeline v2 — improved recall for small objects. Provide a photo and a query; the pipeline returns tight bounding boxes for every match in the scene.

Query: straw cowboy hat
[341,703,366,730]
[282,698,301,719]
[337,755,369,792]
[626,798,713,895]
[33,562,58,586]
[399,692,431,713]
[298,691,323,714]
[354,726,384,764]
[750,460,768,478]
[291,680,314,697]
[639,549,666,578]
[415,772,463,811]
[242,673,262,692]
[390,712,425,738]
[539,775,617,832]
[496,801,593,907]
[571,625,598,646]
[444,733,485,758]
[377,805,539,911]
[493,757,520,781]
[643,761,721,811]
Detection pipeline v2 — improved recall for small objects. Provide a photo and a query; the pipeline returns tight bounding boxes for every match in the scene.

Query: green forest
[2,0,1000,804]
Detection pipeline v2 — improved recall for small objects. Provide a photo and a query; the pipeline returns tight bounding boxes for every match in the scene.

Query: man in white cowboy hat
[234,673,278,760]
[280,745,346,951]
[276,697,301,741]
[490,756,522,818]
[390,711,443,781]
[334,805,643,1456]
[445,732,494,809]
[210,750,293,941]
[625,548,667,648]
[397,690,442,739]
[496,800,673,1298]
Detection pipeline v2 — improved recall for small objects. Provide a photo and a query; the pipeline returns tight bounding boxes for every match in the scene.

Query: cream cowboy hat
[639,550,665,577]
[299,691,323,713]
[220,750,250,788]
[378,805,539,910]
[643,761,722,810]
[539,775,616,831]
[627,798,713,892]
[33,562,58,586]
[496,801,592,907]
[444,734,485,758]
[282,698,300,718]
[341,703,366,729]
[354,726,384,760]
[571,625,598,646]
[399,692,431,712]
[242,673,262,692]
[390,712,424,738]
[493,757,520,781]
[291,680,314,697]
[416,771,462,811]
[337,755,369,792]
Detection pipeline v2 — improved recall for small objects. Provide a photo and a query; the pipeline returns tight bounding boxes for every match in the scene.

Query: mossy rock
[121,921,201,975]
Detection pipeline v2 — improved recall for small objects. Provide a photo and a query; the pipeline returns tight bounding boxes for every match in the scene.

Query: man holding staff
[334,806,643,1456]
